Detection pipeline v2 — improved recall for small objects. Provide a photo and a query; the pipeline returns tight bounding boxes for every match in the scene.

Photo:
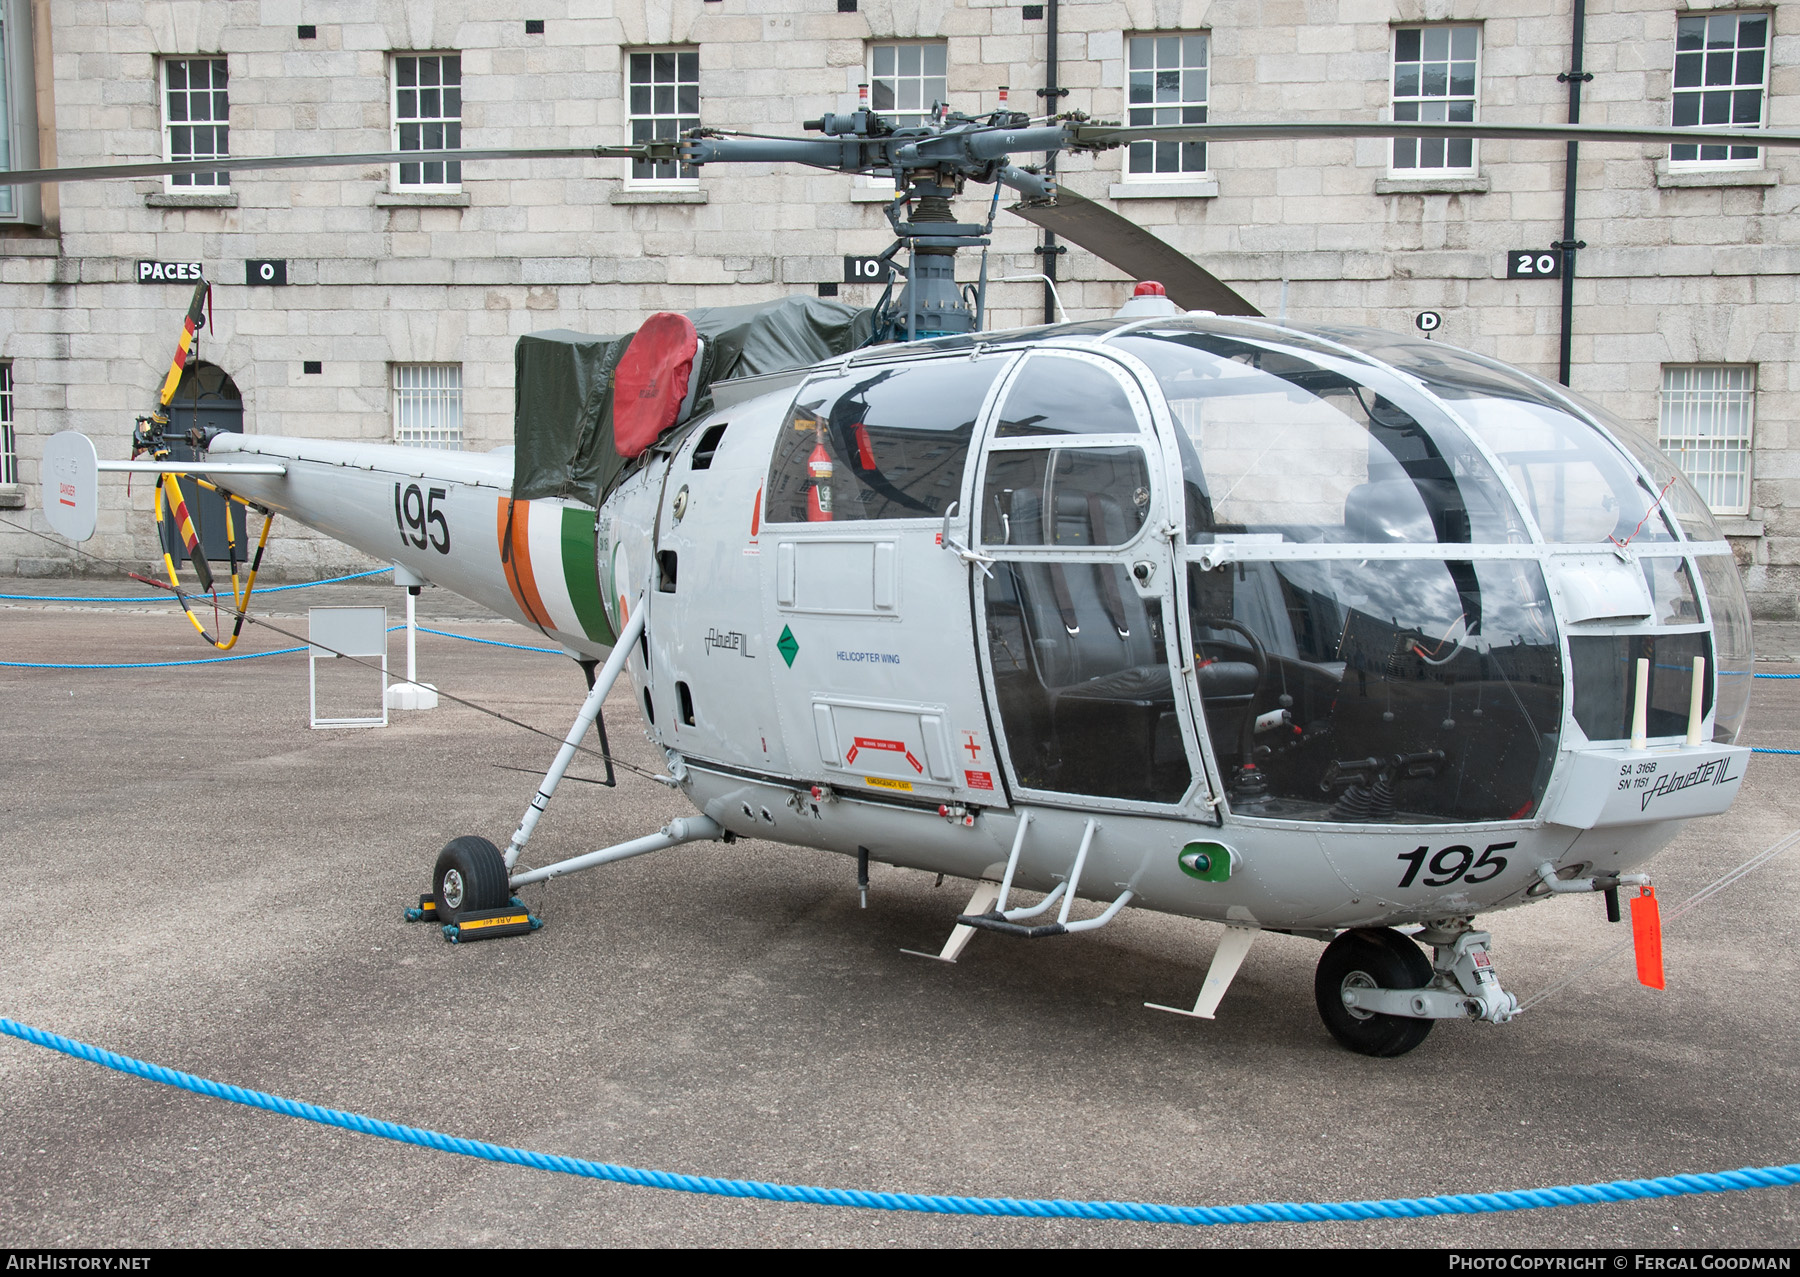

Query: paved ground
[2,578,1798,1249]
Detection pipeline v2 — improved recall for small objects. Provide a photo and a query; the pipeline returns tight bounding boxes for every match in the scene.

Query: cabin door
[971,350,1214,812]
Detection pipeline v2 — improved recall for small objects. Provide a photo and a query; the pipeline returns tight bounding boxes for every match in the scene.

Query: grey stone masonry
[1,0,1798,651]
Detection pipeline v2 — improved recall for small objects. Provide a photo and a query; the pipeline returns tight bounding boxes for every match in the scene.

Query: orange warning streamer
[1630,884,1665,990]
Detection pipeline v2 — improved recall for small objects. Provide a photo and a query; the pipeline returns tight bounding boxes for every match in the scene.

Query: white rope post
[387,562,438,710]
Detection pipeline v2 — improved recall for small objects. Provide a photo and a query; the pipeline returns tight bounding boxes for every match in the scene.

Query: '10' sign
[843,255,892,283]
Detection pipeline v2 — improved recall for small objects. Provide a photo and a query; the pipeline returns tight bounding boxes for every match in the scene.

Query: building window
[1125,34,1208,179]
[392,364,463,450]
[627,49,699,183]
[1659,365,1754,515]
[0,363,15,486]
[162,58,229,189]
[1670,12,1767,165]
[0,0,39,223]
[1391,25,1479,173]
[392,54,461,189]
[869,42,947,128]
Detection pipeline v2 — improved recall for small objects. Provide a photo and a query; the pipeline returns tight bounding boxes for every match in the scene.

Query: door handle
[940,501,995,578]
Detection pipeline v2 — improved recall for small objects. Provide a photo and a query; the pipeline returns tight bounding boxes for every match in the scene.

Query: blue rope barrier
[2,1015,1796,1226]
[1752,748,1800,756]
[0,624,556,669]
[1754,673,1800,679]
[0,646,308,670]
[416,626,561,655]
[0,568,389,604]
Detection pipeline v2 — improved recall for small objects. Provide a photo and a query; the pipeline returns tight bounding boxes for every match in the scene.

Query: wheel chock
[404,894,438,923]
[439,900,541,944]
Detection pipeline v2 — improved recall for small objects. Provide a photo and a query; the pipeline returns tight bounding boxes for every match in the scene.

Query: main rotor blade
[1006,188,1261,317]
[1,145,642,187]
[1071,119,1800,151]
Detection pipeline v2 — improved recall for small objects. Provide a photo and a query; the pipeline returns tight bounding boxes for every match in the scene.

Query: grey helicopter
[28,103,1795,1055]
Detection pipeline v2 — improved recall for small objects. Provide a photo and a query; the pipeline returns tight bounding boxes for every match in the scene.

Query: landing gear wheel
[433,836,510,924]
[1314,928,1435,1057]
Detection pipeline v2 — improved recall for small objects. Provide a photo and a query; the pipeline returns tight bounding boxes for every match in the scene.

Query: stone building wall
[0,0,1796,643]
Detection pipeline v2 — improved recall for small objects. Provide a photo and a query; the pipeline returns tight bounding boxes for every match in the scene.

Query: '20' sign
[1506,251,1562,279]
[394,482,450,553]
[1395,841,1514,888]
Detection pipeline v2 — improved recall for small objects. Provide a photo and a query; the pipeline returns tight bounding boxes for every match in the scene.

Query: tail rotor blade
[1006,188,1261,317]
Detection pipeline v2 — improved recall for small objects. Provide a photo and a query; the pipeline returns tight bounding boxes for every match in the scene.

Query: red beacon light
[1113,279,1184,320]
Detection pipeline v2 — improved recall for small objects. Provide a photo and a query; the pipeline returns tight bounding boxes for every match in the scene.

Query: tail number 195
[394,483,450,553]
[1396,841,1514,888]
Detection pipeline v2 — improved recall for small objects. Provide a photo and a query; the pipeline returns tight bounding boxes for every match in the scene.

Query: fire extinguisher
[807,434,834,522]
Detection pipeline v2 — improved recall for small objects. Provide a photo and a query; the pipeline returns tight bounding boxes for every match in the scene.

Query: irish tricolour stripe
[496,499,615,647]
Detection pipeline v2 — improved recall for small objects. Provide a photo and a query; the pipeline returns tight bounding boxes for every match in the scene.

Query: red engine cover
[613,312,700,457]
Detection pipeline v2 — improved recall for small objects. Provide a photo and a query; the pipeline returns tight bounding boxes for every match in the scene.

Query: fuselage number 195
[1396,841,1514,888]
[394,482,450,553]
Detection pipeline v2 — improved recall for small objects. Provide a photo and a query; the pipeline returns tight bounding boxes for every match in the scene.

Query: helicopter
[26,105,1796,1056]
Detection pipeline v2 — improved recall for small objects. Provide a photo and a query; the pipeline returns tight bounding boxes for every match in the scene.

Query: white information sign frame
[309,605,389,729]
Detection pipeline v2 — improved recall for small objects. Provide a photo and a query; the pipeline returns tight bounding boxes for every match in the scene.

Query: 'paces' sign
[136,260,203,283]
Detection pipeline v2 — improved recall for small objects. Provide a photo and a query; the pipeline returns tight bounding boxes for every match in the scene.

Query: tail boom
[195,434,617,659]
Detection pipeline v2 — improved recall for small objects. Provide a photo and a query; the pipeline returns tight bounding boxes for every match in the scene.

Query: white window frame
[625,48,700,187]
[1669,11,1768,170]
[0,362,16,487]
[160,56,229,191]
[1122,33,1210,182]
[0,0,41,223]
[1659,364,1755,517]
[391,53,462,192]
[868,41,948,130]
[1390,24,1480,177]
[392,364,464,450]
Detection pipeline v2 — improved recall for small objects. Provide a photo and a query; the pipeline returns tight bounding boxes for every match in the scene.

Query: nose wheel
[1314,928,1434,1057]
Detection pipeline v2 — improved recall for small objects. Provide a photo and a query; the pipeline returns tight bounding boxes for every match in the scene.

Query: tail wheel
[1314,928,1435,1057]
[433,836,510,924]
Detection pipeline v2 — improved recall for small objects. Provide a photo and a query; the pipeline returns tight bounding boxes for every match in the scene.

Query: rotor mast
[679,90,1062,340]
